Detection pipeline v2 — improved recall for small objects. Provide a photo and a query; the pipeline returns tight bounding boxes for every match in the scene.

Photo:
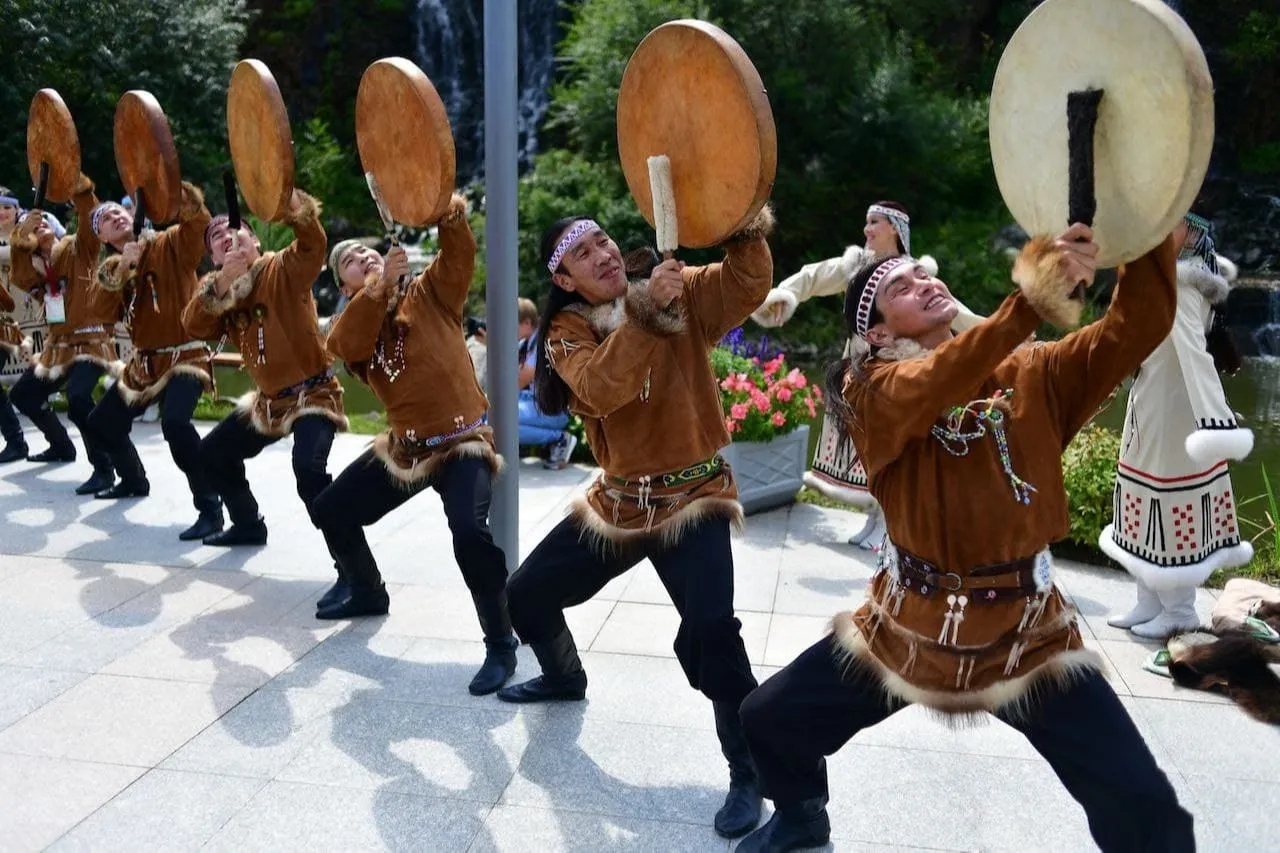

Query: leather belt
[890,545,1050,603]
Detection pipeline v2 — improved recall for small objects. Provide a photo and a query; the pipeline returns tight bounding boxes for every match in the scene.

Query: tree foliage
[0,0,250,206]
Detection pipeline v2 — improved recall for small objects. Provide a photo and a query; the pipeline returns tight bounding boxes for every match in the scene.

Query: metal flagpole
[483,0,520,572]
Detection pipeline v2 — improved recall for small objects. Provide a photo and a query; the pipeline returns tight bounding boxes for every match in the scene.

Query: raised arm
[752,248,862,328]
[1038,235,1177,441]
[417,194,476,319]
[682,205,775,344]
[276,190,326,291]
[326,285,389,368]
[71,174,101,266]
[849,291,1042,468]
[181,272,231,341]
[7,212,44,292]
[172,182,212,270]
[545,304,669,418]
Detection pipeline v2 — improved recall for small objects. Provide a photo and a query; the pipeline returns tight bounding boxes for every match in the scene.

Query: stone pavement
[0,424,1276,852]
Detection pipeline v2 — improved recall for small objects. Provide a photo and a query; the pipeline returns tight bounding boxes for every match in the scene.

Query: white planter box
[719,424,809,515]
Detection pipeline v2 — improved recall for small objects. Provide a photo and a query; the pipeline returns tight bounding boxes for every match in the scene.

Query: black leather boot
[75,467,116,496]
[315,545,389,620]
[203,515,268,547]
[97,439,148,499]
[496,628,587,703]
[179,495,225,541]
[713,699,763,838]
[0,400,27,463]
[0,440,28,463]
[315,567,350,611]
[468,592,518,695]
[736,797,831,853]
[95,477,150,499]
[27,410,75,462]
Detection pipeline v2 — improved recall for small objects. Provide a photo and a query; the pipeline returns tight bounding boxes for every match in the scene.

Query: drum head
[617,20,776,248]
[114,91,182,224]
[27,89,81,204]
[227,59,295,222]
[990,0,1213,267]
[356,58,456,227]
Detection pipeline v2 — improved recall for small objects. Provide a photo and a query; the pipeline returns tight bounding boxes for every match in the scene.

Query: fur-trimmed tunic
[99,182,213,407]
[1099,256,1254,588]
[180,191,345,437]
[834,236,1178,715]
[9,179,122,380]
[0,240,28,358]
[326,196,499,485]
[545,208,774,550]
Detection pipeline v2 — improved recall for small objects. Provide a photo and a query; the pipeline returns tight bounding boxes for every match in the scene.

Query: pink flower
[813,386,823,401]
[749,389,769,413]
[787,368,808,388]
[805,398,817,418]
[771,411,787,427]
[776,386,793,402]
[720,377,734,391]
[725,417,738,434]
[763,356,784,378]
[730,403,749,421]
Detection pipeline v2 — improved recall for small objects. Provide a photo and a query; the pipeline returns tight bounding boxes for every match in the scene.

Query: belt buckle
[927,571,963,592]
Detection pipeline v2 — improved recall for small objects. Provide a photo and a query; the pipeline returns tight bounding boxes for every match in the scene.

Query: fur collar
[565,296,625,338]
[563,278,686,339]
[849,334,930,364]
[1178,254,1237,306]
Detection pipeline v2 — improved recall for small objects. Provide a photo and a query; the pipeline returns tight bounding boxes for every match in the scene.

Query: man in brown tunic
[316,194,515,695]
[86,182,222,539]
[8,175,125,495]
[181,188,345,546]
[735,226,1195,852]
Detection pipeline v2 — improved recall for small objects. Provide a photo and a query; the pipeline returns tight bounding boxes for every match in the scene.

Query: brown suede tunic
[100,182,213,405]
[181,191,345,437]
[0,276,22,355]
[327,197,497,484]
[832,236,1178,715]
[545,208,774,548]
[9,179,122,378]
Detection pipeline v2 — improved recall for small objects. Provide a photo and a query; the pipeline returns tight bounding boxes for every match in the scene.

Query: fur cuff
[751,288,798,328]
[1178,259,1231,306]
[725,203,775,243]
[282,190,323,227]
[918,254,939,276]
[179,181,206,221]
[1185,427,1254,466]
[97,255,129,292]
[9,228,38,253]
[439,193,468,225]
[1011,236,1083,329]
[72,173,94,198]
[198,271,238,315]
[625,282,686,336]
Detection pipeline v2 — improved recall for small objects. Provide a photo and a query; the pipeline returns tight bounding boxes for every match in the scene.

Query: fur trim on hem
[625,282,686,336]
[725,203,775,243]
[1169,634,1280,724]
[801,470,877,509]
[567,493,745,553]
[1178,259,1231,305]
[235,391,349,438]
[1099,523,1255,590]
[115,362,212,408]
[829,612,1106,720]
[750,288,799,328]
[1011,236,1082,329]
[370,431,504,489]
[281,191,323,227]
[34,354,123,382]
[1185,427,1254,465]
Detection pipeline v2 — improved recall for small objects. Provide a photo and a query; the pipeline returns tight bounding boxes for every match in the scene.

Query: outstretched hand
[1052,223,1098,293]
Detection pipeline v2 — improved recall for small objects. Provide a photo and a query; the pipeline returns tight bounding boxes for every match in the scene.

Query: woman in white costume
[1102,212,1254,640]
[752,201,983,548]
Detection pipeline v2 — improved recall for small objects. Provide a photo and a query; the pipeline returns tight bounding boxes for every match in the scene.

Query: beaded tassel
[641,368,652,402]
[375,324,407,383]
[956,656,976,689]
[257,324,266,365]
[931,389,1036,504]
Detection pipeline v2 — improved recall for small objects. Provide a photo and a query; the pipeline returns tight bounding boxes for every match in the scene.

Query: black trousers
[508,515,758,705]
[740,636,1196,852]
[87,374,211,503]
[0,352,25,447]
[199,410,335,527]
[311,450,508,595]
[11,361,109,470]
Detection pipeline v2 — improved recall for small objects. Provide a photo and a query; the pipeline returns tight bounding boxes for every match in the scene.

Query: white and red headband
[867,204,911,256]
[854,256,912,338]
[546,219,601,273]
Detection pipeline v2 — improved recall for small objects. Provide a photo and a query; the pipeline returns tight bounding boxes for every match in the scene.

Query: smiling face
[206,219,260,266]
[869,261,958,343]
[551,224,628,305]
[0,203,17,233]
[337,245,384,296]
[864,212,901,255]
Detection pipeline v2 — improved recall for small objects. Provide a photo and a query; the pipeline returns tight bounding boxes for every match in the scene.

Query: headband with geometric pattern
[855,256,912,338]
[867,204,911,256]
[546,219,601,274]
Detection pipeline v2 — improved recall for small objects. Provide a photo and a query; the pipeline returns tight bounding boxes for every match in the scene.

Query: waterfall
[1255,289,1280,359]
[412,0,569,183]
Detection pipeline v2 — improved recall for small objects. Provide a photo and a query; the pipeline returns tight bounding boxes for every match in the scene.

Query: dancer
[1101,211,1254,639]
[497,207,775,839]
[86,182,224,534]
[0,187,31,463]
[8,175,124,494]
[736,227,1194,852]
[316,194,516,695]
[752,202,983,549]
[181,188,345,546]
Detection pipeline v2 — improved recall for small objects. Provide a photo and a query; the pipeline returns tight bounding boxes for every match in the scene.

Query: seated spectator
[516,296,576,468]
[465,316,488,395]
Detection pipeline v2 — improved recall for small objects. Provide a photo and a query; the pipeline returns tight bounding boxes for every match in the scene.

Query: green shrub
[1061,425,1120,548]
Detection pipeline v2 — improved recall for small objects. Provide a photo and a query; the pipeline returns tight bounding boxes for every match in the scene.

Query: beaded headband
[867,204,911,256]
[1180,212,1219,276]
[855,256,911,338]
[0,196,19,208]
[90,202,126,236]
[546,219,600,273]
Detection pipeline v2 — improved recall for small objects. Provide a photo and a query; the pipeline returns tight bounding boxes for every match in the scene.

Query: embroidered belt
[396,416,486,451]
[73,324,107,335]
[887,544,1052,603]
[141,340,210,356]
[607,455,724,489]
[273,368,335,400]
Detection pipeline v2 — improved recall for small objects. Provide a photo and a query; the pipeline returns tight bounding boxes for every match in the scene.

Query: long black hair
[533,216,591,415]
[824,253,892,425]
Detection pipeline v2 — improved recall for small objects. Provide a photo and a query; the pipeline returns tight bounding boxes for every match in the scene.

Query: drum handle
[33,161,50,211]
[1066,88,1103,230]
[647,155,678,260]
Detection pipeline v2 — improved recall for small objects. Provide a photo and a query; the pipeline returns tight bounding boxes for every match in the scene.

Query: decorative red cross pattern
[1171,503,1196,551]
[1212,493,1237,538]
[1122,493,1143,538]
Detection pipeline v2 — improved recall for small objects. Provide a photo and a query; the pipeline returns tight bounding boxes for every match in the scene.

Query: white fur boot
[850,507,888,552]
[1106,579,1163,629]
[1130,586,1201,640]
